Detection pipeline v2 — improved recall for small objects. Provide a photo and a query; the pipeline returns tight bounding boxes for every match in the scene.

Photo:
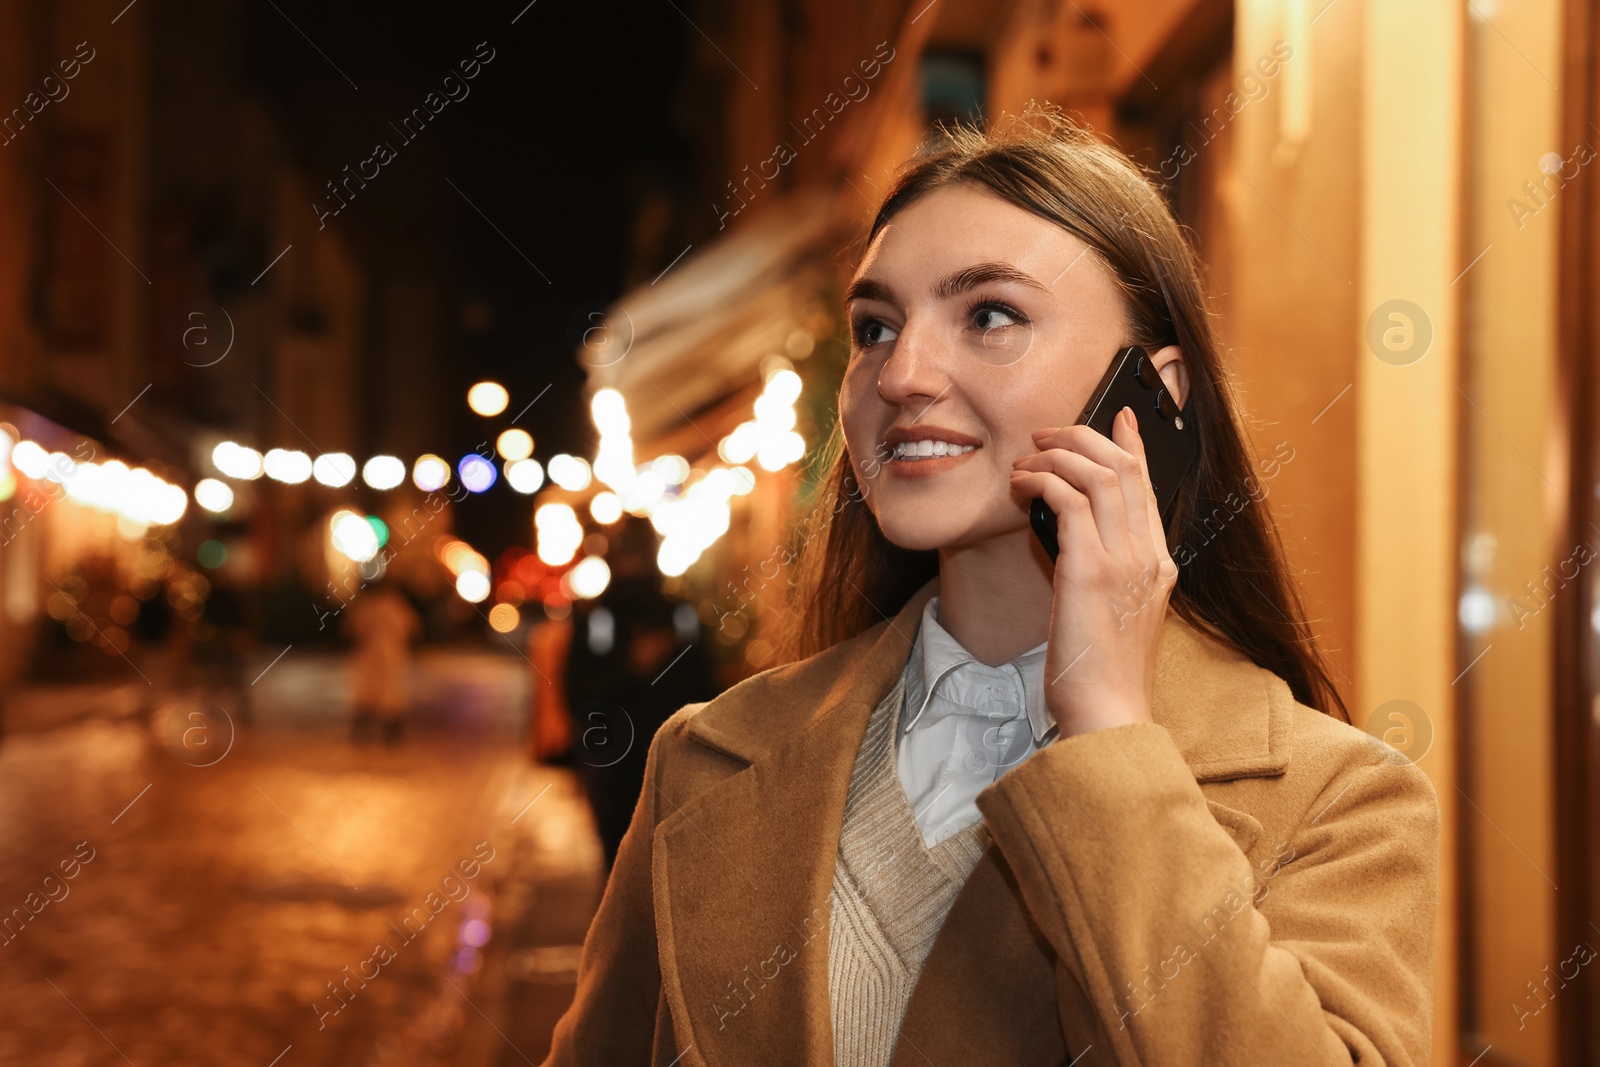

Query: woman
[542,109,1438,1067]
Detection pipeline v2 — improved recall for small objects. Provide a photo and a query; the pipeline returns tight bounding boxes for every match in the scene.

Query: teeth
[891,440,977,460]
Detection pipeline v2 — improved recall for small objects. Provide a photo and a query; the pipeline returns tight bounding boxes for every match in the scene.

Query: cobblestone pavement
[0,647,604,1067]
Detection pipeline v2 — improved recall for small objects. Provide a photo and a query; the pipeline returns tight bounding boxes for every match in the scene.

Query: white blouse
[895,594,1057,847]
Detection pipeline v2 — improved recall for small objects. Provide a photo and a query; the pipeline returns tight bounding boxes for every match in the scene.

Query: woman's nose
[875,320,950,408]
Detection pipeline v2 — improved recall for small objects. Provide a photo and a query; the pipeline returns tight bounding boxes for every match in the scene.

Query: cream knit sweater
[827,666,992,1066]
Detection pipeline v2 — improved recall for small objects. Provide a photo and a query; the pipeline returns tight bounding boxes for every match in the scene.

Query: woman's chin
[875,506,1033,555]
[872,515,956,553]
[875,515,986,554]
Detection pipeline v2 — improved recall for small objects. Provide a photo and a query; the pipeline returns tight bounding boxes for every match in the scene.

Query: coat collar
[685,573,1296,781]
[654,574,1297,1067]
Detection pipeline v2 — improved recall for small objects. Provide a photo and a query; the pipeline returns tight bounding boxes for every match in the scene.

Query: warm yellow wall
[1227,0,1363,714]
[1359,2,1463,1064]
[1460,0,1565,1061]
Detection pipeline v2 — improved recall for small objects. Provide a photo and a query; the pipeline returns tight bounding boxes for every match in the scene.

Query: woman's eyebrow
[844,262,1048,308]
[933,262,1049,299]
[844,276,896,307]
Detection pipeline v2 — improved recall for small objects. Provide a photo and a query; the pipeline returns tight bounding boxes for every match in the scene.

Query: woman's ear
[1148,344,1189,410]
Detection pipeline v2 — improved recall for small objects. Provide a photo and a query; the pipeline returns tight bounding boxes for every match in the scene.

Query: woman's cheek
[838,380,876,475]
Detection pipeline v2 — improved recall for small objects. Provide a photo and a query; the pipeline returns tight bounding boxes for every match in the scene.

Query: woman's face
[840,182,1182,553]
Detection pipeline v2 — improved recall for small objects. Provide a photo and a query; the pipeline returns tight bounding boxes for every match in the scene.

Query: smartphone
[1028,345,1198,563]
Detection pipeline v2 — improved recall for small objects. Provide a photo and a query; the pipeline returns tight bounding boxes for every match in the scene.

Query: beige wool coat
[540,575,1439,1066]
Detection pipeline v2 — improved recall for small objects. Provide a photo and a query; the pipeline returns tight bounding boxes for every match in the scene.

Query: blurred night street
[0,649,602,1066]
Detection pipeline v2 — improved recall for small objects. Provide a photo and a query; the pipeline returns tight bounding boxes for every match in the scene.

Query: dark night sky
[231,0,697,556]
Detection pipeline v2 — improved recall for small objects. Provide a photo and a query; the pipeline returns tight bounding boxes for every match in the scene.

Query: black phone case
[1028,345,1198,563]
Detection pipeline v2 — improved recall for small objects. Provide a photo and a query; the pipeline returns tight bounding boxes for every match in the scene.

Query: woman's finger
[1108,408,1179,581]
[1025,419,1152,558]
[1009,469,1108,575]
[1012,445,1133,562]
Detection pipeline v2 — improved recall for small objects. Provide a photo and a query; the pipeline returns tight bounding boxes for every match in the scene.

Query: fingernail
[1031,427,1058,438]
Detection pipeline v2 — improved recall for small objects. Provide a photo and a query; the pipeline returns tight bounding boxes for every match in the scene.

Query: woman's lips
[884,445,981,478]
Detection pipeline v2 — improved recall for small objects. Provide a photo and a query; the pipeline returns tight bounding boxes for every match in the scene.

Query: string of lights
[0,368,809,602]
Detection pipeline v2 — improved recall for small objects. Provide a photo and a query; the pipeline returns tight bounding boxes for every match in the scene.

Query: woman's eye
[972,304,1021,330]
[853,318,899,348]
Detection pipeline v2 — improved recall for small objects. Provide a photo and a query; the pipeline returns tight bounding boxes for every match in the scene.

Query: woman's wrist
[1049,699,1154,739]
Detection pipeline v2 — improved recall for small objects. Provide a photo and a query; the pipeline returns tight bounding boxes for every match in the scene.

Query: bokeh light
[547,454,592,491]
[263,448,312,484]
[496,428,533,461]
[458,453,497,493]
[197,540,228,568]
[459,918,492,947]
[312,453,356,488]
[590,389,628,434]
[589,491,622,524]
[505,458,543,494]
[467,381,509,417]
[331,510,380,562]
[652,454,690,485]
[211,441,264,480]
[194,478,234,513]
[412,454,450,492]
[10,440,47,479]
[566,555,611,599]
[455,571,491,603]
[362,455,406,490]
[534,503,583,567]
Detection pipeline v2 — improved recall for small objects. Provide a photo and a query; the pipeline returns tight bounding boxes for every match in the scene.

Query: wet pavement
[0,647,604,1066]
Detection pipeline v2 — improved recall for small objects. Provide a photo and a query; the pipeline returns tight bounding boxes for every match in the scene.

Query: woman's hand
[1007,407,1178,738]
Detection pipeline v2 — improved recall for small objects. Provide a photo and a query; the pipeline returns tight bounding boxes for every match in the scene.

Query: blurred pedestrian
[526,600,573,762]
[344,581,421,744]
[198,572,255,723]
[564,516,718,872]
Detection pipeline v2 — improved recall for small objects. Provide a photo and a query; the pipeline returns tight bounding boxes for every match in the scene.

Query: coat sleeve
[973,721,1438,1067]
[541,712,678,1065]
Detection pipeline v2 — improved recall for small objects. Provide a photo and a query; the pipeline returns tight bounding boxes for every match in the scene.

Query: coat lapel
[655,572,1298,1067]
[653,578,937,1067]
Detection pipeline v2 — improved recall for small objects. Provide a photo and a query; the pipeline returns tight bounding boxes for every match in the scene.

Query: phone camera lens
[1155,388,1179,421]
[1135,356,1163,392]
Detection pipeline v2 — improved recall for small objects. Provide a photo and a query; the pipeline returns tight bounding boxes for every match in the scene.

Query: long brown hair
[773,105,1349,723]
